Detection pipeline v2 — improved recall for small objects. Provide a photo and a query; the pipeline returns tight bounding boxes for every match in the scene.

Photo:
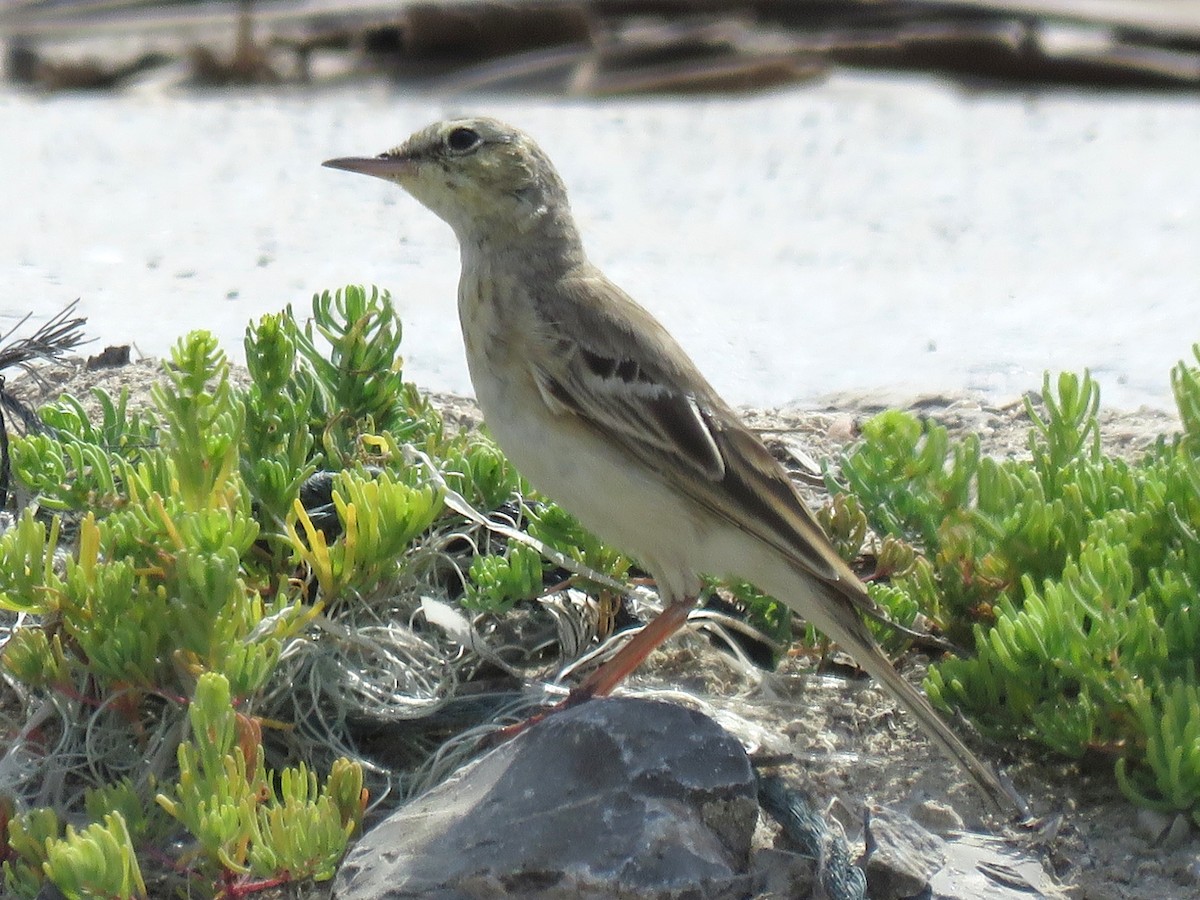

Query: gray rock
[334,696,759,899]
[864,805,947,900]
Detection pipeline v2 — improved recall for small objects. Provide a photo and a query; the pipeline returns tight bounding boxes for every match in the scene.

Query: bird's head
[324,117,577,247]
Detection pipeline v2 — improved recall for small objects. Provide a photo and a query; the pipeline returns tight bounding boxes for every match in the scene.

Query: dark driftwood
[3,0,1198,91]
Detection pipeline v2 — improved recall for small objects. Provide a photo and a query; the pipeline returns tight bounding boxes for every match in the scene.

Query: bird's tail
[822,589,1026,818]
[756,553,1027,818]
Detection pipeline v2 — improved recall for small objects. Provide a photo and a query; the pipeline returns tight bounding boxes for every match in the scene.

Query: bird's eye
[446,127,481,153]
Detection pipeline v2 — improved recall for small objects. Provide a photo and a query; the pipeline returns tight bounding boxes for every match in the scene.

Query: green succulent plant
[829,355,1200,823]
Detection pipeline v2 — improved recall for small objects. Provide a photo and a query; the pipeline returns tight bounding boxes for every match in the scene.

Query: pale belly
[469,357,716,603]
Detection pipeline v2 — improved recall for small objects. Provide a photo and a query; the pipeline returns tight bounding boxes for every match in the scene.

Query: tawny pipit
[325,118,1023,815]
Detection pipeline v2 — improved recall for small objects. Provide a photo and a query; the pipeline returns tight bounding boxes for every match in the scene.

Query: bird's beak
[322,155,413,181]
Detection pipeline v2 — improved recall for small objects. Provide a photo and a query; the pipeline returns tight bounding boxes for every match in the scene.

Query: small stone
[911,799,964,836]
[1136,808,1173,843]
[1161,813,1192,851]
[1179,855,1200,886]
[863,805,946,900]
[826,414,858,442]
[86,345,131,370]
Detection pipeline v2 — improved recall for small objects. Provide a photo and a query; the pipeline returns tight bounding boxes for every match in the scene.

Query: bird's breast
[456,274,710,600]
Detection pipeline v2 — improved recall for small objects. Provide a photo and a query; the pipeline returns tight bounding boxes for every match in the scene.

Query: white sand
[2,71,1196,411]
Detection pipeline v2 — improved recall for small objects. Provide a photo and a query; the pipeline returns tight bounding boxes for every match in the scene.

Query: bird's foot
[484,682,601,746]
[485,598,696,747]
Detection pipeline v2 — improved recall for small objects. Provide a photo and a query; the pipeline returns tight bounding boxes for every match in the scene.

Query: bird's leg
[487,598,695,745]
[567,596,696,703]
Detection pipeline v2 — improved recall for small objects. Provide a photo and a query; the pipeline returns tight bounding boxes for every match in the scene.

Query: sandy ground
[3,71,1198,414]
[11,355,1195,899]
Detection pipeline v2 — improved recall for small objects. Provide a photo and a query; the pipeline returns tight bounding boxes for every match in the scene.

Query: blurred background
[2,0,1197,410]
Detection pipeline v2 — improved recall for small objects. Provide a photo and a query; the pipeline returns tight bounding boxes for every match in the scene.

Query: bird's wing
[528,269,855,590]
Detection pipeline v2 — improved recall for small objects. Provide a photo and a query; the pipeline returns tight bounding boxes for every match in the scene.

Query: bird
[323,117,1025,817]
